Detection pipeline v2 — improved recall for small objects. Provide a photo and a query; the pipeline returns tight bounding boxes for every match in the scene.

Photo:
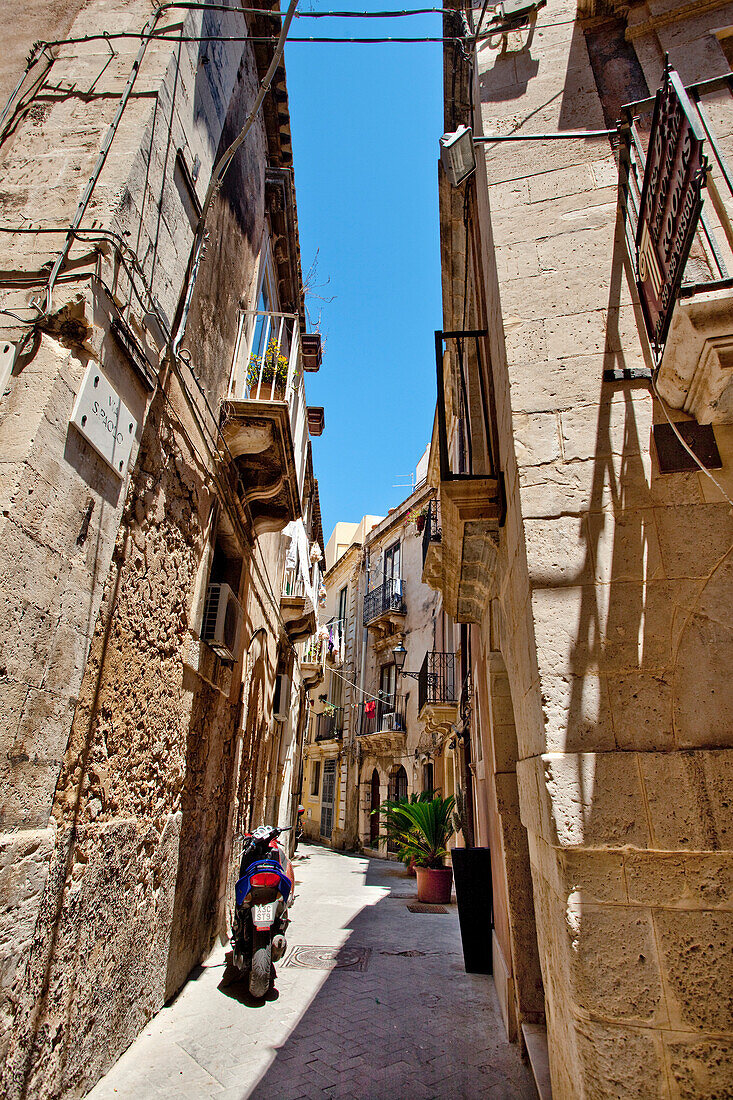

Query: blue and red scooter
[231,824,295,998]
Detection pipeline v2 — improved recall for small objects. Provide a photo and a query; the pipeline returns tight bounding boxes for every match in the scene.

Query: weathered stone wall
[0,1,306,1095]
[468,0,733,1094]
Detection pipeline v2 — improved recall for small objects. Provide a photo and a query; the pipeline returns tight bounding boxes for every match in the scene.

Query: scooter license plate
[252,902,276,926]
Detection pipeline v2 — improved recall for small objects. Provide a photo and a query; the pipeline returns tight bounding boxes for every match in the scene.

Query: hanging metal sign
[635,63,707,350]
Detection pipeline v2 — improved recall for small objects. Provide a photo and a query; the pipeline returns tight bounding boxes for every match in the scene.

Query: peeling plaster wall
[467,0,733,1094]
[0,2,297,1096]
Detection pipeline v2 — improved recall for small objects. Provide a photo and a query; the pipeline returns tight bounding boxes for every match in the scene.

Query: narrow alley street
[88,845,537,1100]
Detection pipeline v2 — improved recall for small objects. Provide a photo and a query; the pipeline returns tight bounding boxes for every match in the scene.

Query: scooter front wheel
[249,929,272,998]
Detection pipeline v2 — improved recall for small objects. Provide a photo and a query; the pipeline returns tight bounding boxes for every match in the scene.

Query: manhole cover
[406,902,447,914]
[284,945,371,972]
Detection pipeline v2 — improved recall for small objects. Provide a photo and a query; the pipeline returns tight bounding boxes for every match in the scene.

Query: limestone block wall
[0,1,292,1095]
[471,1,733,1094]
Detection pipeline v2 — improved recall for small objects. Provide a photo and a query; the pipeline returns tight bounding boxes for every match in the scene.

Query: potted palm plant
[247,338,291,399]
[379,795,455,904]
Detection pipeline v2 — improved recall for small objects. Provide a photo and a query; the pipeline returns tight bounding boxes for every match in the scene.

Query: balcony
[433,330,504,624]
[280,566,316,645]
[300,634,325,688]
[363,579,406,646]
[620,72,733,423]
[418,651,459,739]
[221,311,313,536]
[357,693,406,754]
[315,706,344,742]
[325,617,347,666]
[421,497,442,590]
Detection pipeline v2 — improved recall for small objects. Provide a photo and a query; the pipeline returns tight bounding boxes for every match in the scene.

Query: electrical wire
[328,665,407,705]
[39,10,167,318]
[173,0,299,354]
[37,31,456,47]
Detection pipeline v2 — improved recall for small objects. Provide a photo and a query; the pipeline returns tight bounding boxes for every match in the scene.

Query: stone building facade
[0,3,323,1097]
[431,0,733,1095]
[302,473,466,857]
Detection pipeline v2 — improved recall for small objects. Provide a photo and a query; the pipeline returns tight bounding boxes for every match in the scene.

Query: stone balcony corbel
[221,399,301,537]
[439,476,502,624]
[656,287,733,422]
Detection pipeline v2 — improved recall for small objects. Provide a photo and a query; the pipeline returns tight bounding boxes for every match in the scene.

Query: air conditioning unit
[201,583,243,661]
[380,711,401,733]
[273,672,292,721]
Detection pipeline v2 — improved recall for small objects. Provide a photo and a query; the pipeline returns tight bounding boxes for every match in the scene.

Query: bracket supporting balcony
[221,400,301,537]
[657,287,733,422]
[440,477,502,624]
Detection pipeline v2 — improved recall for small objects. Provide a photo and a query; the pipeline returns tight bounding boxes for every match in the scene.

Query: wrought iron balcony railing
[620,72,733,305]
[283,567,306,598]
[363,579,405,626]
[357,693,406,737]
[418,651,458,715]
[228,309,310,497]
[301,634,325,667]
[421,497,442,567]
[325,616,346,663]
[315,707,344,742]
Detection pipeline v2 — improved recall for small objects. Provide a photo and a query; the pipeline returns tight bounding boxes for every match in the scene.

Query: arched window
[389,765,408,804]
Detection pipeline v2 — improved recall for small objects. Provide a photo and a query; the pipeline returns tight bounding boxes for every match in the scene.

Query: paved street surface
[88,845,537,1100]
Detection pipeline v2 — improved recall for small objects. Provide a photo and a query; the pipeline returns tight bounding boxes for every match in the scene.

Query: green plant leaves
[375,795,456,869]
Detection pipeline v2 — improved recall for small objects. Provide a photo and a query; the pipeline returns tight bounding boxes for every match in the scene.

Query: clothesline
[327,665,406,705]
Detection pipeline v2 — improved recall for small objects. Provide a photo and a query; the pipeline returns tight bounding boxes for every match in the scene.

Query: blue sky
[285,4,444,540]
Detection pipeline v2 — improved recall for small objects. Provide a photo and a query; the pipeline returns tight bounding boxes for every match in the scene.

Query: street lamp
[392,642,420,680]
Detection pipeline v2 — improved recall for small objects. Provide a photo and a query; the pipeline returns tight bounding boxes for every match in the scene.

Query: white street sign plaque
[70,365,138,478]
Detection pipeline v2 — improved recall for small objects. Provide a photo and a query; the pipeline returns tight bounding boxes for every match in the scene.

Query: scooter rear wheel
[249,929,272,998]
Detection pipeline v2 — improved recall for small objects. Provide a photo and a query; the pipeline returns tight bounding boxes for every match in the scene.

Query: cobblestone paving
[88,845,537,1099]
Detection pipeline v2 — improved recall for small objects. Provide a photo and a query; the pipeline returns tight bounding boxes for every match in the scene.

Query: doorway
[320,758,337,838]
[369,768,380,845]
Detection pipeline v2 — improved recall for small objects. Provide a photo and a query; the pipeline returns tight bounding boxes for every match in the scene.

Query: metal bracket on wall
[603,367,652,382]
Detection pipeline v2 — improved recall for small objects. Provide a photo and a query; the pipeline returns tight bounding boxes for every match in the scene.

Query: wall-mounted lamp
[440,124,476,187]
[392,642,420,680]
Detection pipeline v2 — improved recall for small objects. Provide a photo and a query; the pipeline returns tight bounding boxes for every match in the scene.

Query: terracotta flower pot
[416,866,453,904]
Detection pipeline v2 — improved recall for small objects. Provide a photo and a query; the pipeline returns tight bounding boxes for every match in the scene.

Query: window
[388,765,408,803]
[383,541,401,582]
[249,237,281,366]
[337,584,348,625]
[379,663,396,704]
[423,762,434,795]
[330,669,344,710]
[311,760,321,796]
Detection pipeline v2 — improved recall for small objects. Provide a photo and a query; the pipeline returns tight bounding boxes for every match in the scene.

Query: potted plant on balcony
[450,786,493,974]
[379,795,455,903]
[405,503,430,536]
[247,338,291,399]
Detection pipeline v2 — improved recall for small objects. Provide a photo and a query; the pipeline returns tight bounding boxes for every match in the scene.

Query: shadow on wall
[531,149,733,1091]
[478,18,540,104]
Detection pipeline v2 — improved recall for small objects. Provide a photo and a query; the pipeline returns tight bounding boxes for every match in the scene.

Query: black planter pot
[450,846,493,974]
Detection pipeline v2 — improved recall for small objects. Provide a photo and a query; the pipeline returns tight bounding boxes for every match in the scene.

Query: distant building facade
[303,466,468,859]
[0,3,323,1097]
[433,0,733,1095]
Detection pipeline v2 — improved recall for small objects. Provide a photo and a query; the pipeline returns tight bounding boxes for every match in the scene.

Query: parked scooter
[232,825,295,998]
